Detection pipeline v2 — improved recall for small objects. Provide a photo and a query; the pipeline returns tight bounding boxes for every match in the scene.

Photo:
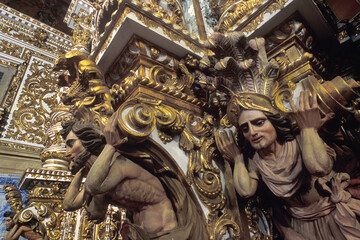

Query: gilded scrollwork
[210,209,241,240]
[54,50,113,127]
[4,184,23,212]
[116,97,185,143]
[114,98,240,238]
[80,211,95,240]
[5,59,59,144]
[216,0,288,34]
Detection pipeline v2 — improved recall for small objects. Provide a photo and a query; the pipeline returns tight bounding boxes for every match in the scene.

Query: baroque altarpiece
[0,0,359,239]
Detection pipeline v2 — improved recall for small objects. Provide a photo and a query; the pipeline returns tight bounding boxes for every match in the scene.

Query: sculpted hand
[289,90,334,131]
[103,111,128,147]
[13,213,20,224]
[215,129,241,163]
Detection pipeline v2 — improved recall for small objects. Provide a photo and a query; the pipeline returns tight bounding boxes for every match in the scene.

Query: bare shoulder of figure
[111,153,144,178]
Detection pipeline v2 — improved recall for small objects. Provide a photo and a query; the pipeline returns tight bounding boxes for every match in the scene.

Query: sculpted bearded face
[238,110,277,150]
[65,130,94,173]
[65,131,87,171]
[5,217,14,231]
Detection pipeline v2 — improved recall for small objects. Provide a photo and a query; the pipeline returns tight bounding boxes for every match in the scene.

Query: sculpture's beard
[71,150,91,175]
[6,222,14,231]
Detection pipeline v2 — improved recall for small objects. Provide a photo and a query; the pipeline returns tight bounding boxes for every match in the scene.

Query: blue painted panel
[0,174,27,240]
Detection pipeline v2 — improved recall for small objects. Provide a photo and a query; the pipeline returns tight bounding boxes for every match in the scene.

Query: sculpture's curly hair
[4,211,16,219]
[238,111,295,160]
[60,121,106,174]
[60,120,106,156]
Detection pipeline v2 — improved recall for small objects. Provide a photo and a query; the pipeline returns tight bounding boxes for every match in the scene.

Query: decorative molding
[216,0,289,34]
[92,2,208,65]
[0,3,71,50]
[0,140,43,153]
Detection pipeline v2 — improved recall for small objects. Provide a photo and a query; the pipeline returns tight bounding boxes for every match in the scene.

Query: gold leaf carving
[117,98,185,143]
[0,39,23,58]
[211,209,241,240]
[5,59,59,145]
[217,0,288,34]
[242,0,288,34]
[218,0,266,33]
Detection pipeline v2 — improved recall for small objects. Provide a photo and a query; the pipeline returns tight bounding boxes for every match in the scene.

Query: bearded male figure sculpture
[61,115,178,234]
[217,91,360,239]
[60,114,209,239]
[3,211,45,240]
[210,32,360,239]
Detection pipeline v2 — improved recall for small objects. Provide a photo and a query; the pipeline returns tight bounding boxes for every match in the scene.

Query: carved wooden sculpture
[207,32,360,239]
[60,118,209,239]
[3,185,47,240]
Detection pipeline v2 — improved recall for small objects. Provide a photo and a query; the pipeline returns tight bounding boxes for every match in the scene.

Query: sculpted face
[238,110,277,151]
[5,217,14,231]
[65,130,86,170]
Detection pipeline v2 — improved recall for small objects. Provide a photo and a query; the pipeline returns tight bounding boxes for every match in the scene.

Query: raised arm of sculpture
[84,112,129,195]
[3,212,43,240]
[290,90,334,177]
[216,130,258,198]
[4,213,21,240]
[63,168,85,211]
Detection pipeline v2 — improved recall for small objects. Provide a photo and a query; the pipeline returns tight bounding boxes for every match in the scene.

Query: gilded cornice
[0,38,23,58]
[92,1,208,63]
[19,168,73,189]
[110,66,205,111]
[106,36,175,81]
[0,58,18,69]
[216,0,289,34]
[0,3,71,53]
[106,37,206,112]
[64,0,95,25]
[0,140,43,153]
